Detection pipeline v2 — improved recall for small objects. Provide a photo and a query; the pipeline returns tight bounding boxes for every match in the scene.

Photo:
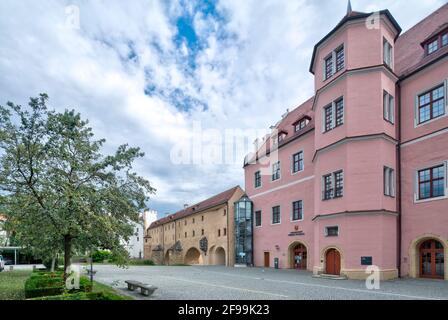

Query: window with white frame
[292,151,304,174]
[384,167,395,197]
[323,170,344,200]
[383,91,395,124]
[323,97,344,132]
[383,38,393,68]
[294,118,309,132]
[325,226,339,237]
[292,200,303,221]
[323,45,345,80]
[416,83,446,125]
[272,161,281,181]
[254,171,261,188]
[272,206,281,224]
[416,163,447,201]
[255,210,262,227]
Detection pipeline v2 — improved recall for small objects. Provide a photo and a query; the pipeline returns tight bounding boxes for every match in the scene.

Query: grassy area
[0,270,132,300]
[91,280,134,300]
[0,271,32,300]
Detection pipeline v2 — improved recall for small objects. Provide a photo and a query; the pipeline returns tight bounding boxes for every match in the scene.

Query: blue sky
[0,0,446,219]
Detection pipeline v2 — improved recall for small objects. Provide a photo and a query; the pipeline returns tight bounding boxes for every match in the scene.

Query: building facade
[142,210,158,231]
[244,4,448,280]
[123,220,144,259]
[144,186,245,266]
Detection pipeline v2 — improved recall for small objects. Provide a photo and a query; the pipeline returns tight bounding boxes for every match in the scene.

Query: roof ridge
[148,185,241,229]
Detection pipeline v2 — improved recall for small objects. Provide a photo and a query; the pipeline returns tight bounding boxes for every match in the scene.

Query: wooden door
[326,249,341,275]
[264,252,270,268]
[420,240,444,279]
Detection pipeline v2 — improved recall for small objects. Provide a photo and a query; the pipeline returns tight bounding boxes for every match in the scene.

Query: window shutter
[414,95,419,127]
[390,44,394,69]
[383,167,388,195]
[321,176,325,200]
[332,51,337,75]
[391,169,396,197]
[414,171,419,202]
[321,107,326,133]
[445,79,448,111]
[331,173,336,198]
[332,101,336,129]
[390,96,395,124]
[322,60,326,81]
[383,92,388,120]
[445,161,448,191]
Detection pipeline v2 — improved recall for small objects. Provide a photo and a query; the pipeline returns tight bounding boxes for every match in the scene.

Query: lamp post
[90,250,94,283]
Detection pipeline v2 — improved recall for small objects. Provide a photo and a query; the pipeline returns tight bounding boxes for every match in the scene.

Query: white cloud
[0,0,445,216]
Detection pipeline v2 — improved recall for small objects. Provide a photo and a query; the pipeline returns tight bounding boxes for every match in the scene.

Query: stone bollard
[9,265,13,271]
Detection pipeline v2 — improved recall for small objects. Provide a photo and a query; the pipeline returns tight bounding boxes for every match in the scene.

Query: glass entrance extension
[234,195,253,266]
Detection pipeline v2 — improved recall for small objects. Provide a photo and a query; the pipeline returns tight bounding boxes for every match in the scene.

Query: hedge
[30,291,126,300]
[24,272,92,299]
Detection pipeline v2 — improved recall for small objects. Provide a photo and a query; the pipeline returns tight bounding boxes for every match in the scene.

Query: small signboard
[361,256,373,266]
[288,231,305,237]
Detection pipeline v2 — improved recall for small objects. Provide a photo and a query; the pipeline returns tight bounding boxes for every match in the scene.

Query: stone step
[312,273,348,280]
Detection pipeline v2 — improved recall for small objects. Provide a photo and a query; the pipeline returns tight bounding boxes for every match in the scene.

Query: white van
[0,255,5,271]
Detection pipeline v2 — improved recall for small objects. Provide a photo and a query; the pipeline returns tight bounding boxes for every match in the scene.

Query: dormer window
[423,27,448,56]
[294,117,310,132]
[274,130,287,144]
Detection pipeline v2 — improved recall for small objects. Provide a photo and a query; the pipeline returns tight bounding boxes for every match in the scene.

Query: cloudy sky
[0,0,445,218]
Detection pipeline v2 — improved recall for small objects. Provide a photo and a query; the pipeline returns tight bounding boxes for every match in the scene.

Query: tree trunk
[50,256,56,272]
[64,235,72,278]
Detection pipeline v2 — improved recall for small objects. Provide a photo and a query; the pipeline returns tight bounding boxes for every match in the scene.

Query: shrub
[91,250,112,263]
[30,291,126,300]
[25,272,92,298]
[24,275,64,299]
[128,259,155,266]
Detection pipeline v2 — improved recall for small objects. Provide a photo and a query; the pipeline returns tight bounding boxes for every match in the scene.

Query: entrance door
[264,252,270,268]
[325,249,341,275]
[293,244,307,270]
[420,240,444,279]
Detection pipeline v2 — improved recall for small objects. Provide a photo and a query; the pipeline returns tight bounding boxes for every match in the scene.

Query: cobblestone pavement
[91,265,448,300]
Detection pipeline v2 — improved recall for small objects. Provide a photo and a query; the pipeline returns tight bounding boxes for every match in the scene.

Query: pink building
[244,3,448,280]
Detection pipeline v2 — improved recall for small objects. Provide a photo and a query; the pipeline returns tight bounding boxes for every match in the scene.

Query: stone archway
[164,250,171,266]
[214,247,226,266]
[319,245,345,276]
[185,247,203,265]
[409,234,448,280]
[287,241,309,270]
[208,245,216,265]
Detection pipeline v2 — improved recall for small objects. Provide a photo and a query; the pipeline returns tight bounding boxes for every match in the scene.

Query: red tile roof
[395,3,448,78]
[244,97,315,166]
[148,186,242,229]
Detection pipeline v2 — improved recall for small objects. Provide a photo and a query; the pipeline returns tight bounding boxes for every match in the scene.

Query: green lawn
[0,270,32,300]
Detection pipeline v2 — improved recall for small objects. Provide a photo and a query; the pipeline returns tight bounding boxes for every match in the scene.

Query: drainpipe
[226,203,230,267]
[397,81,402,278]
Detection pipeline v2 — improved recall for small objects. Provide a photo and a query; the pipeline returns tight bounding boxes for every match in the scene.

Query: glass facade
[234,196,254,266]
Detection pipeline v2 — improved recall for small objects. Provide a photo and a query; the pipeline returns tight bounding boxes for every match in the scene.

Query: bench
[125,280,158,297]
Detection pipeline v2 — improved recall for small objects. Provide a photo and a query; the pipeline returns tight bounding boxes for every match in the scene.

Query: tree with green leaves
[0,94,155,276]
